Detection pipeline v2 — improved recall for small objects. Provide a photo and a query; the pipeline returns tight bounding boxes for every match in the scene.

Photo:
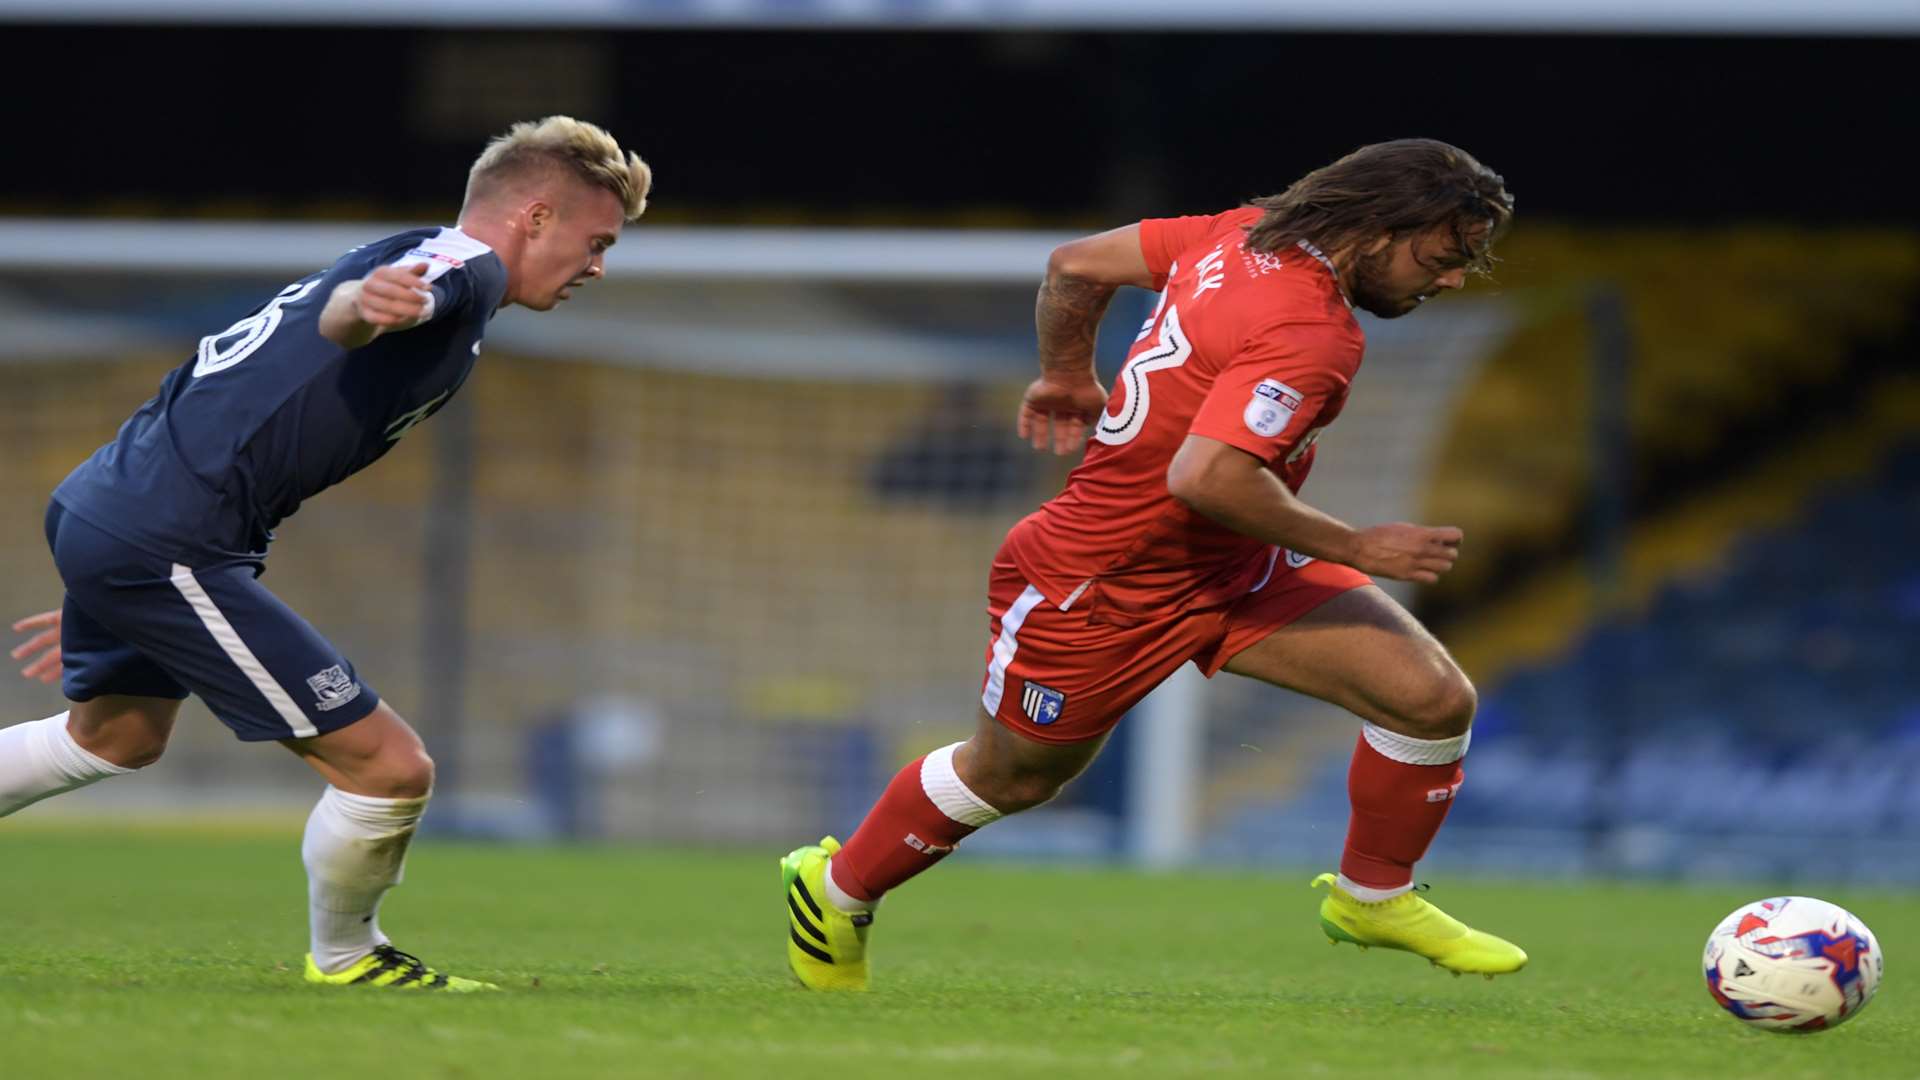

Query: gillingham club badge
[1021,681,1066,726]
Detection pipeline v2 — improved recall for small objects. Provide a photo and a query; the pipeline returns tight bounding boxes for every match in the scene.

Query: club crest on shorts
[1021,681,1066,726]
[1244,378,1303,438]
[306,664,361,712]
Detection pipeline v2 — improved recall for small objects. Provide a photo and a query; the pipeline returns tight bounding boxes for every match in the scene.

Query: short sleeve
[385,248,474,326]
[1187,321,1356,464]
[377,228,497,326]
[1138,209,1253,290]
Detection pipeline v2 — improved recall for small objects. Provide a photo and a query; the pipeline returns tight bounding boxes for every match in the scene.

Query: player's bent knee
[1394,671,1477,740]
[359,704,434,797]
[383,748,435,800]
[350,745,435,800]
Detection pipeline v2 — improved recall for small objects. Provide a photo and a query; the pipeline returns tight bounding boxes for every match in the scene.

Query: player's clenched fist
[353,262,433,327]
[1349,523,1463,585]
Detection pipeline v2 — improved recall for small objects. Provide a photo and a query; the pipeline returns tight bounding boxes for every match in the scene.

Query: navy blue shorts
[44,501,381,741]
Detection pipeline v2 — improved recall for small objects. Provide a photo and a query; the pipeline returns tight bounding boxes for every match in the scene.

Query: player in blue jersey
[1,116,651,992]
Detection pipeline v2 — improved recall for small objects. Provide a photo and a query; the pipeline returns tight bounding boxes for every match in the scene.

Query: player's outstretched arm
[1167,435,1463,584]
[318,262,434,349]
[10,609,62,685]
[1020,226,1159,455]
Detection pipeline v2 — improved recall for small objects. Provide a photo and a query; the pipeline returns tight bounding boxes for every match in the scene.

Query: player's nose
[1435,268,1468,291]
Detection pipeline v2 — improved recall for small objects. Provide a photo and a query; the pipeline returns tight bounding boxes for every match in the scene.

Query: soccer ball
[1703,896,1883,1033]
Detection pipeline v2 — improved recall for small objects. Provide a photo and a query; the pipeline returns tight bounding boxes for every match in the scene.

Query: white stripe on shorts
[168,564,319,738]
[1248,546,1281,593]
[981,584,1047,717]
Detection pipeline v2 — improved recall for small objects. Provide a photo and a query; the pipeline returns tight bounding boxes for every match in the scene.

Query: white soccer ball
[1703,896,1883,1033]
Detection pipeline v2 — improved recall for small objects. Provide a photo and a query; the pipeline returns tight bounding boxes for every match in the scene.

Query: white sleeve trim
[385,226,494,285]
[382,227,494,324]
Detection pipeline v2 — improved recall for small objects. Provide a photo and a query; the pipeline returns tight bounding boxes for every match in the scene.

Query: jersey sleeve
[1187,320,1357,465]
[1137,207,1258,290]
[385,243,479,325]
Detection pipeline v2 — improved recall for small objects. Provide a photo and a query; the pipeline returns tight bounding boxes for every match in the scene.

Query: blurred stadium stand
[8,222,1918,885]
[1212,433,1920,884]
[2,11,1917,883]
[0,226,1506,839]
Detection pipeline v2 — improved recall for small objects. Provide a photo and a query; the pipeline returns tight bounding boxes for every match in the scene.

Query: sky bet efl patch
[1022,681,1065,726]
[1244,379,1303,438]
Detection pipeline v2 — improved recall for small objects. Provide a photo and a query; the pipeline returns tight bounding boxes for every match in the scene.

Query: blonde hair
[465,116,652,221]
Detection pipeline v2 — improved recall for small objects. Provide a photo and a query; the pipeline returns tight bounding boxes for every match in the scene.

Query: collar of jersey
[1294,239,1353,309]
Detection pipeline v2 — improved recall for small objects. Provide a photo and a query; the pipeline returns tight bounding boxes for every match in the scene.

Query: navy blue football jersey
[54,227,510,563]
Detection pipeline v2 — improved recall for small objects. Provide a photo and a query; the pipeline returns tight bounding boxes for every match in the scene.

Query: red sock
[830,742,1000,903]
[1340,727,1467,889]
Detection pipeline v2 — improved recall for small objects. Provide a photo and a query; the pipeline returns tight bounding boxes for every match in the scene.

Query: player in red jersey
[784,139,1525,989]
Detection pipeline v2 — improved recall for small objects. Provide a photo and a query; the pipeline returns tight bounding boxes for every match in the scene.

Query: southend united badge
[1021,681,1065,726]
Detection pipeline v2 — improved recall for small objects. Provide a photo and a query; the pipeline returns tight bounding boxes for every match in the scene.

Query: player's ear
[525,201,554,238]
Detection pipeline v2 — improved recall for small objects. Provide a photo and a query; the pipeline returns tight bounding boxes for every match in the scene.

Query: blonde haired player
[4,117,649,991]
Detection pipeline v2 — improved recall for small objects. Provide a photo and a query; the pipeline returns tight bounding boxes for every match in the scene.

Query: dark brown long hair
[1245,139,1513,274]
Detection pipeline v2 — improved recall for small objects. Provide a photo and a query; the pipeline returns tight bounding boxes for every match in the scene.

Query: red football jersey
[1005,206,1366,625]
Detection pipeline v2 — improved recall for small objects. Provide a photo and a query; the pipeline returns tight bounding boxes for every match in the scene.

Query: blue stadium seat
[1458,439,1920,848]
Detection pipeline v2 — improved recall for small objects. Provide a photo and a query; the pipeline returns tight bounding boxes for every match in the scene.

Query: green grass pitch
[1,824,1913,1079]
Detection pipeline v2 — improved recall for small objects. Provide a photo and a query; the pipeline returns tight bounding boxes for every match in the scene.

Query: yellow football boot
[303,944,500,992]
[1313,873,1527,977]
[780,836,873,991]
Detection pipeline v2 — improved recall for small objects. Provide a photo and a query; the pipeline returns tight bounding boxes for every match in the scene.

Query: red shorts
[979,548,1371,744]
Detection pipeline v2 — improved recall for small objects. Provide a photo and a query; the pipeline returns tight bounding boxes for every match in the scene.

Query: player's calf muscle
[962,769,1066,814]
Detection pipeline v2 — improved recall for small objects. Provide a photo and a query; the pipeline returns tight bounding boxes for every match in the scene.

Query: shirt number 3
[1095,301,1192,447]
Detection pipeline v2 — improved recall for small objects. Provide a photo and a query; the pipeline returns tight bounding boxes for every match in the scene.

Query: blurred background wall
[2,4,1916,883]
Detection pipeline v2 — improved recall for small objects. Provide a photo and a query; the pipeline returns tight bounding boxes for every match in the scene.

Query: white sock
[302,785,428,974]
[1337,874,1414,902]
[0,712,137,818]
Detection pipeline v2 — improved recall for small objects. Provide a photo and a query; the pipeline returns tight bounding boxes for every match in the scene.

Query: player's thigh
[151,562,387,744]
[50,513,193,763]
[1218,582,1475,737]
[978,561,1209,749]
[58,589,191,716]
[53,511,385,745]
